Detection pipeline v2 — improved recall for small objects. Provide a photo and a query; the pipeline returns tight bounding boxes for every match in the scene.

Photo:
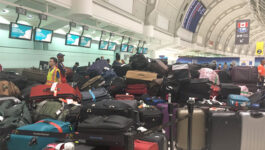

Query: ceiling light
[27,14,33,19]
[1,9,9,14]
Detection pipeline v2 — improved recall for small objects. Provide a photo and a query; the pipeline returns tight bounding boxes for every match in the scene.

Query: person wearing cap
[46,57,61,85]
[57,53,67,83]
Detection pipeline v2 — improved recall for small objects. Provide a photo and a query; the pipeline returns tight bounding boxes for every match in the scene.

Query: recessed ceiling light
[2,9,9,13]
[27,14,33,19]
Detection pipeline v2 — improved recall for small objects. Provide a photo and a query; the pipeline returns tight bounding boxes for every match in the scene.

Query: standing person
[57,53,67,83]
[112,53,122,67]
[106,59,111,68]
[229,64,234,71]
[217,64,222,70]
[222,62,228,71]
[46,57,61,85]
[258,59,265,89]
[72,62,79,73]
[0,64,2,72]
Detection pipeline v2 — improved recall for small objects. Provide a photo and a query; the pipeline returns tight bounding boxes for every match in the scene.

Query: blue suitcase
[8,119,72,150]
[227,94,250,107]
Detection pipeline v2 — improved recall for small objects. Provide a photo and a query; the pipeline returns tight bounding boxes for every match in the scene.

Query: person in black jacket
[112,53,122,67]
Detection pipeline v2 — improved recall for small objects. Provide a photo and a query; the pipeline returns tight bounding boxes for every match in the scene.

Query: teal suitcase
[227,94,250,107]
[8,119,72,150]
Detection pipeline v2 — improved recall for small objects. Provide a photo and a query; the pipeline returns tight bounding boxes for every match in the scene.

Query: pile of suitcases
[0,54,265,150]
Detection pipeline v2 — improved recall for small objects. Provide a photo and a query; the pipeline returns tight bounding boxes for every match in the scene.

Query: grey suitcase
[139,132,167,150]
[176,108,205,150]
[240,111,265,150]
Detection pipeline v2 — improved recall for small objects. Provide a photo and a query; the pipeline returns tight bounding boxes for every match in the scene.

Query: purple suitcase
[156,103,177,140]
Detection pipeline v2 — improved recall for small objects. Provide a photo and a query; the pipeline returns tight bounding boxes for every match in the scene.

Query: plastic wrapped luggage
[126,84,148,95]
[139,107,163,129]
[22,68,47,84]
[7,119,72,150]
[156,103,177,140]
[238,85,251,97]
[219,83,241,100]
[199,68,220,85]
[176,108,205,150]
[231,66,258,83]
[30,83,82,101]
[207,111,241,150]
[126,70,157,82]
[240,111,265,150]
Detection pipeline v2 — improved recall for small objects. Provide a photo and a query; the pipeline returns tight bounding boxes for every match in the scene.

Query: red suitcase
[126,84,147,95]
[115,94,135,100]
[30,83,82,101]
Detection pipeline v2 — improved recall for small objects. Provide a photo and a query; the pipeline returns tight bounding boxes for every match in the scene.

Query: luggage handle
[36,120,63,133]
[250,111,264,118]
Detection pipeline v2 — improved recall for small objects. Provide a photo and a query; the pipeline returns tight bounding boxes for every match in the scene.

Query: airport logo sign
[235,20,250,45]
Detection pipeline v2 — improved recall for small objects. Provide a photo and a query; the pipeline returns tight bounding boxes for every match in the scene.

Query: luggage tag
[51,82,58,97]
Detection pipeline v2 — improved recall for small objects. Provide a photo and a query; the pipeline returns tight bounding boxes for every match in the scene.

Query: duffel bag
[0,80,21,97]
[78,115,134,134]
[113,64,131,77]
[109,77,126,96]
[7,119,72,150]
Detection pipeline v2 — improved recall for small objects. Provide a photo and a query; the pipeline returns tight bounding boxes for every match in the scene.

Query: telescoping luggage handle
[187,97,195,150]
[36,120,64,133]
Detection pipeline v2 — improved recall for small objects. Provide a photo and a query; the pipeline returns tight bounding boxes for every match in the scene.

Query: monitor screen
[108,42,117,51]
[79,36,92,48]
[66,34,80,46]
[121,44,128,52]
[99,40,109,50]
[143,48,148,54]
[137,47,144,54]
[34,28,53,43]
[183,0,206,33]
[128,45,134,53]
[9,22,33,40]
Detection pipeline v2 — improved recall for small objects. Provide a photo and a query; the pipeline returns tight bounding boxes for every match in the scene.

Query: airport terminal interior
[0,0,265,150]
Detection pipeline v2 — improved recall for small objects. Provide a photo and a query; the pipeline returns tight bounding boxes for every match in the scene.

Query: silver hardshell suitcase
[240,111,265,150]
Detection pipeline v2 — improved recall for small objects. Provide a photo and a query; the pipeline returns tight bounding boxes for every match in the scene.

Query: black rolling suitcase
[139,107,163,129]
[207,111,241,150]
[219,83,241,100]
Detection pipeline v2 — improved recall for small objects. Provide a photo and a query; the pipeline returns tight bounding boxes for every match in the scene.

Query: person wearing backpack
[46,57,61,85]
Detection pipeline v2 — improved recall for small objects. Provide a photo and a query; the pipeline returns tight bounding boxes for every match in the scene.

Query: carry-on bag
[176,108,206,150]
[7,119,72,150]
[78,75,105,91]
[219,83,241,100]
[231,66,258,83]
[156,103,177,140]
[80,99,138,122]
[78,115,134,134]
[30,83,82,101]
[126,70,157,82]
[115,94,135,100]
[0,80,21,97]
[227,94,250,107]
[172,64,191,83]
[207,111,241,150]
[81,88,111,102]
[148,59,168,76]
[22,68,47,84]
[139,107,163,129]
[240,111,265,150]
[126,84,148,95]
[139,132,167,150]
